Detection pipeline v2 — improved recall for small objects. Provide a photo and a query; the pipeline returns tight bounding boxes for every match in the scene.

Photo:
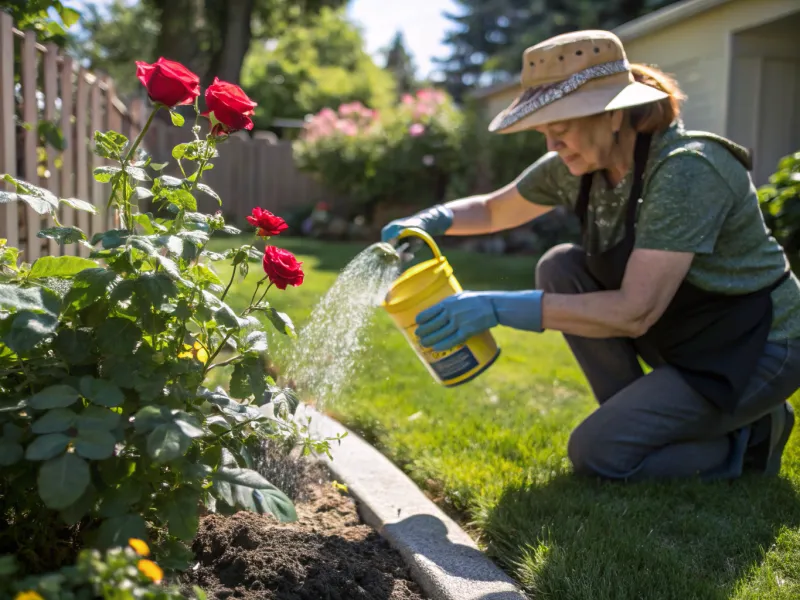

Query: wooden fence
[0,13,339,262]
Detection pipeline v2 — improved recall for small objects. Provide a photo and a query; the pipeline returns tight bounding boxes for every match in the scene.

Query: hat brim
[488,80,669,134]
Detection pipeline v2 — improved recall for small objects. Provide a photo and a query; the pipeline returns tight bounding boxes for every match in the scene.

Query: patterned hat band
[495,59,631,131]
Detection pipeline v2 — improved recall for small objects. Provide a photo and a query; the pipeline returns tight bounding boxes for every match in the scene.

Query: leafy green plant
[759,150,800,263]
[0,58,341,579]
[1,538,204,600]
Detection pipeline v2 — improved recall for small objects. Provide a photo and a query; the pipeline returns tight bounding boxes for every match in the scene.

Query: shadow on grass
[477,472,800,599]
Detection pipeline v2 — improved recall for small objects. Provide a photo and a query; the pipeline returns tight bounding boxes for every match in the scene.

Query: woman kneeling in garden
[382,30,800,481]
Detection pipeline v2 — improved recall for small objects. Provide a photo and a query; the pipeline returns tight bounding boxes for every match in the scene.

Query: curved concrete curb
[297,404,528,600]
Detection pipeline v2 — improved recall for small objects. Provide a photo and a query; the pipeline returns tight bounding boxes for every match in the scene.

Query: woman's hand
[415,291,544,352]
[380,205,454,243]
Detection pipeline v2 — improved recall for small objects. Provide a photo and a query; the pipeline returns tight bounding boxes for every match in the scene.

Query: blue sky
[69,0,461,79]
[347,0,460,78]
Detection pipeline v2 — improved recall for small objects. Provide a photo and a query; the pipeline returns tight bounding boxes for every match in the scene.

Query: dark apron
[574,132,790,413]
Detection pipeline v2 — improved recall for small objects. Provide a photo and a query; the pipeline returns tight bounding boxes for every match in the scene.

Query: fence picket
[0,14,17,248]
[22,31,40,263]
[75,69,90,258]
[60,56,75,256]
[44,43,60,256]
[90,79,103,238]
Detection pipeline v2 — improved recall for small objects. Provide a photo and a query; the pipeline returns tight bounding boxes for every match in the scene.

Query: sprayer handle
[396,227,443,260]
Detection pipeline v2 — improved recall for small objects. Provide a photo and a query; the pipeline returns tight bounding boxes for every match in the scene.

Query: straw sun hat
[489,30,669,134]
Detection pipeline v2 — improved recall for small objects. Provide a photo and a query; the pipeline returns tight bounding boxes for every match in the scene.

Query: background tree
[382,31,417,98]
[242,7,396,130]
[0,0,80,46]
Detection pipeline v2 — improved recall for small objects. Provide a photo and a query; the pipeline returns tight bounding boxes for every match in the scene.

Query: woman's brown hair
[628,63,686,133]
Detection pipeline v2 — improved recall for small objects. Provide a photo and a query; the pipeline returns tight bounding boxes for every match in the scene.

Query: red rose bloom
[135,58,200,107]
[202,78,257,134]
[247,207,288,237]
[262,246,304,290]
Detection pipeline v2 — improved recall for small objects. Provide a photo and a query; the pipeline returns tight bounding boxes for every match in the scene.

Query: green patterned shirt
[515,121,800,341]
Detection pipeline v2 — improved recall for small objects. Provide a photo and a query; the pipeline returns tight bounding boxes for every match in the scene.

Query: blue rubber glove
[415,291,544,352]
[381,204,454,243]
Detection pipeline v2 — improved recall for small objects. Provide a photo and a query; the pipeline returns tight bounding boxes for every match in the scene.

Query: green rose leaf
[64,268,119,310]
[90,230,128,249]
[173,411,205,439]
[37,226,87,245]
[213,467,297,522]
[196,183,221,205]
[5,310,58,353]
[59,484,97,526]
[265,308,296,338]
[38,453,90,510]
[147,422,191,463]
[0,283,60,314]
[96,514,147,550]
[133,187,154,203]
[29,384,81,409]
[166,189,197,211]
[150,161,168,171]
[53,329,94,365]
[74,429,116,460]
[95,318,142,355]
[0,191,55,215]
[126,166,150,182]
[133,405,171,433]
[98,479,142,518]
[32,408,77,434]
[80,376,125,408]
[166,488,200,540]
[134,272,179,308]
[93,166,122,183]
[0,440,23,466]
[241,330,268,354]
[206,415,231,433]
[214,304,239,329]
[77,406,122,431]
[29,255,98,279]
[170,111,185,127]
[222,225,241,235]
[25,433,70,461]
[60,197,98,214]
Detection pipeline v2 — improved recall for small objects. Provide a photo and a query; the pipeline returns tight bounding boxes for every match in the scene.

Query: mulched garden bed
[182,455,427,600]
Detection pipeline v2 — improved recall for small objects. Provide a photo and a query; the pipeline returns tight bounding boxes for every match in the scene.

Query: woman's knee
[567,414,626,478]
[535,243,587,293]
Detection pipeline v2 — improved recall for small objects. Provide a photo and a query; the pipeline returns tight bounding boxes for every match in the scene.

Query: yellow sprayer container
[382,227,500,387]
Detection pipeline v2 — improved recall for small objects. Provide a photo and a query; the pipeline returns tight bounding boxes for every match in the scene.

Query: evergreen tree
[382,31,417,97]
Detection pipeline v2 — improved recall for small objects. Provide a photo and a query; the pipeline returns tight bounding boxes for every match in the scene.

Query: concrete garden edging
[296,404,528,600]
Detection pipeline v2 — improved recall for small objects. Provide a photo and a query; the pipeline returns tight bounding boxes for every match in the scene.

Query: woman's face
[534,113,619,176]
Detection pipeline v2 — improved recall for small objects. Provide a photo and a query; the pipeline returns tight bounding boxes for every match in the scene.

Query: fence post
[60,55,75,256]
[0,13,17,248]
[90,78,103,238]
[75,70,90,257]
[22,31,40,263]
[44,42,61,257]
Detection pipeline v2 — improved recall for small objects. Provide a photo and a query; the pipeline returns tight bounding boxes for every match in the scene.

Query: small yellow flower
[15,592,44,600]
[137,559,164,583]
[178,340,208,364]
[128,538,150,556]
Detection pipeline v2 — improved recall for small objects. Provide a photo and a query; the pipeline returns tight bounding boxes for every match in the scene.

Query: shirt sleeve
[635,151,735,255]
[514,151,576,207]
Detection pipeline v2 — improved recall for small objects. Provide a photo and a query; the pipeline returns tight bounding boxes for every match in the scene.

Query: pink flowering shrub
[293,89,467,211]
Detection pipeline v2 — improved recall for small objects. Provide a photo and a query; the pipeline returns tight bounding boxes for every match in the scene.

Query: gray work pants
[536,244,800,481]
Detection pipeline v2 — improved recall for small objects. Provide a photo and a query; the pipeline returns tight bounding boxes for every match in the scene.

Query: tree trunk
[150,0,204,74]
[204,0,255,86]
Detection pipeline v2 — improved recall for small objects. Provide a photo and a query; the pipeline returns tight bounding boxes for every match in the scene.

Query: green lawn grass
[209,235,800,600]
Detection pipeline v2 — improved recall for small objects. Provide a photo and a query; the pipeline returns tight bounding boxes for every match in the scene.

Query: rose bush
[292,90,468,213]
[0,57,340,591]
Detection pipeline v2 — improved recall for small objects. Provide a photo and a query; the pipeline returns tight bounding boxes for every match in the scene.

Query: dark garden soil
[182,461,427,600]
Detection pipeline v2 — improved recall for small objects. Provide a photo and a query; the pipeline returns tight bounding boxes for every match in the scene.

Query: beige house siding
[620,0,800,142]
